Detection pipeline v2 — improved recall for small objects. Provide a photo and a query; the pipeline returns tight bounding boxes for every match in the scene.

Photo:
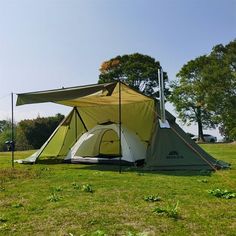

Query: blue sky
[0,0,235,138]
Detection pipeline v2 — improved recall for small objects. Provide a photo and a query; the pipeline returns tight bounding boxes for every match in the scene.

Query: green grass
[0,143,236,235]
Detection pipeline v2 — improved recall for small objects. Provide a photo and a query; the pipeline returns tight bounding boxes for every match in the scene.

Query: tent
[15,81,229,170]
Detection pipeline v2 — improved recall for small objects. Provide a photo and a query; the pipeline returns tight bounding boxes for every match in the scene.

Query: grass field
[0,143,236,236]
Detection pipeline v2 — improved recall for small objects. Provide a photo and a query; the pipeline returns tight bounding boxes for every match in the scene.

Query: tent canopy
[16,81,152,107]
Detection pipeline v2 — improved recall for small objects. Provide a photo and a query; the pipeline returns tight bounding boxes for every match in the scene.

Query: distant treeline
[0,114,64,152]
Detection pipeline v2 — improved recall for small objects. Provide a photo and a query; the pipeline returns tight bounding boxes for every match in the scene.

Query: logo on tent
[166,151,184,159]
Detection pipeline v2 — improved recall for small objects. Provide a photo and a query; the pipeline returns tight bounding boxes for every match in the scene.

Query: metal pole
[118,81,122,173]
[158,67,166,123]
[74,107,78,141]
[11,92,14,168]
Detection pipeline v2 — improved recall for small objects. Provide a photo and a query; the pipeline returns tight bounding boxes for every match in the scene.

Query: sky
[0,0,235,139]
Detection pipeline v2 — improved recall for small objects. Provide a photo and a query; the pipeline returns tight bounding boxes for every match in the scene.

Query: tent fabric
[15,81,230,170]
[16,82,152,107]
[15,108,87,163]
[16,82,116,106]
[65,124,147,163]
[146,121,217,170]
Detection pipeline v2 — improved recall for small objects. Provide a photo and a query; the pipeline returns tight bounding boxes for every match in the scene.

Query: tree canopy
[0,114,64,151]
[169,39,236,141]
[98,53,168,98]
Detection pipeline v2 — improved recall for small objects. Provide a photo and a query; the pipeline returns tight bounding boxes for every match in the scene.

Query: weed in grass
[0,216,7,223]
[208,188,236,199]
[0,216,8,231]
[28,206,44,212]
[0,223,8,231]
[47,193,62,202]
[144,195,161,202]
[197,179,208,183]
[40,167,50,171]
[12,203,24,208]
[127,232,149,236]
[0,186,5,192]
[136,172,145,176]
[91,230,107,236]
[82,184,94,193]
[72,182,81,190]
[53,186,63,192]
[153,201,180,220]
[88,219,99,225]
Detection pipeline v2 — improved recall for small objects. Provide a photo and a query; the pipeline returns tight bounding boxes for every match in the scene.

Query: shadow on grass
[32,158,213,176]
[69,164,213,176]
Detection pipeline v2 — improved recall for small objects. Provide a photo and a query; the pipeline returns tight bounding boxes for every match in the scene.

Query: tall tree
[169,39,236,141]
[203,40,236,140]
[98,53,168,98]
[168,56,215,141]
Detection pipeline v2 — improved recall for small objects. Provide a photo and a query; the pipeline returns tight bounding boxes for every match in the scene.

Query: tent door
[98,129,120,157]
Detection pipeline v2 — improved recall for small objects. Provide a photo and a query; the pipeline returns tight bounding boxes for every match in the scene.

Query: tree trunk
[196,107,205,142]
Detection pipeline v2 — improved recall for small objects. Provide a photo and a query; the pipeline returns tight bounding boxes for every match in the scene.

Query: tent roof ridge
[17,81,116,96]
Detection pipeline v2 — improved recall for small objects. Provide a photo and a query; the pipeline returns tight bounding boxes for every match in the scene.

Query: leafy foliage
[81,184,94,193]
[47,192,62,202]
[168,55,215,141]
[98,53,168,99]
[72,182,81,190]
[17,113,64,149]
[169,39,236,140]
[11,203,24,208]
[204,40,236,140]
[0,113,65,151]
[0,120,13,151]
[144,195,161,202]
[153,201,180,219]
[208,188,236,199]
[91,230,107,236]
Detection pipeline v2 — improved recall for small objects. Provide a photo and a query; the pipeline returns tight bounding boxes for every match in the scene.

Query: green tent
[16,81,229,170]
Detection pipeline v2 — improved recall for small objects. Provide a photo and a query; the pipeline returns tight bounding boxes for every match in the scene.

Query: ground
[0,143,236,236]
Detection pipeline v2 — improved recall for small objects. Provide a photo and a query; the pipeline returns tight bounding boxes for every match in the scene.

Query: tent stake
[118,81,122,173]
[11,92,14,168]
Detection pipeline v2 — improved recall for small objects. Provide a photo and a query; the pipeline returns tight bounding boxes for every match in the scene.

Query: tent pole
[75,107,88,131]
[11,92,14,168]
[118,81,122,173]
[75,108,77,141]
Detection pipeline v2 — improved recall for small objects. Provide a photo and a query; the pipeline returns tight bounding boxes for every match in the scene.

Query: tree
[169,39,236,141]
[0,120,11,133]
[0,120,13,151]
[17,113,64,149]
[98,53,168,98]
[168,56,215,141]
[203,40,236,140]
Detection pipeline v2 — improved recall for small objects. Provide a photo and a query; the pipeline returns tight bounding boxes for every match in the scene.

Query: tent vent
[159,119,170,128]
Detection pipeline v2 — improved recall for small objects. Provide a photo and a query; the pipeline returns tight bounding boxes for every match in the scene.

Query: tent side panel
[146,122,217,170]
[57,109,87,157]
[38,108,87,159]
